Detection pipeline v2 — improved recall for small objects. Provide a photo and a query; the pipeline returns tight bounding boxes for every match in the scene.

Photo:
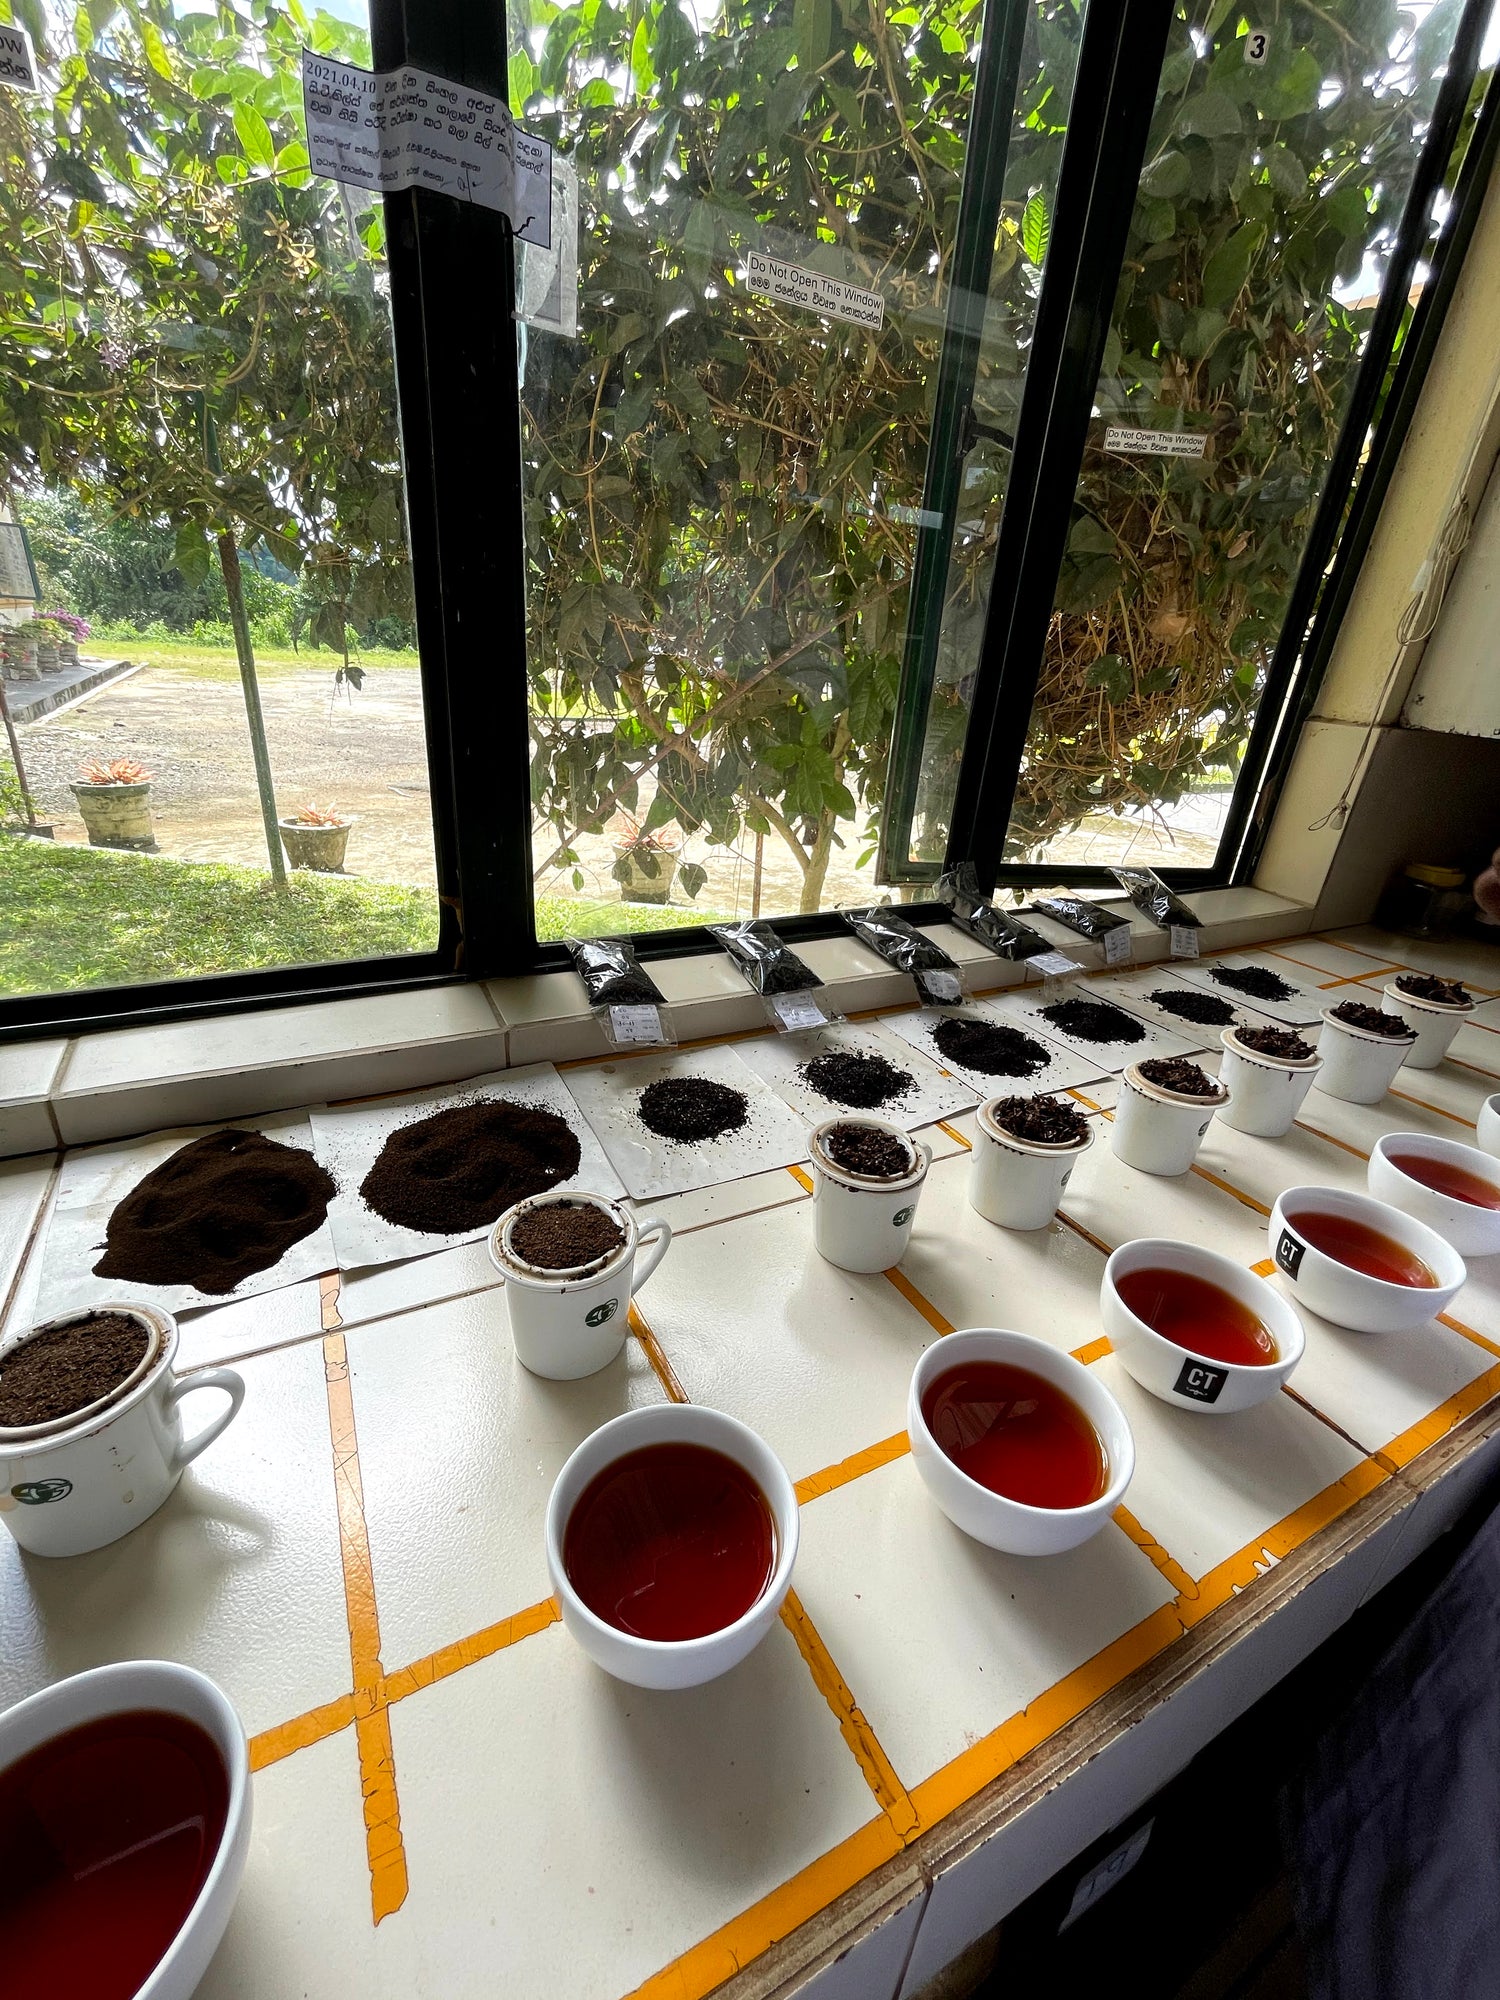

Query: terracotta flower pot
[72,780,155,851]
[279,817,353,872]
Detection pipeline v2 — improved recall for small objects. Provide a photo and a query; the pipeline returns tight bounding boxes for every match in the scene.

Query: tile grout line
[322,1327,409,1924]
[779,1587,920,1841]
[0,1156,60,1335]
[628,1299,690,1402]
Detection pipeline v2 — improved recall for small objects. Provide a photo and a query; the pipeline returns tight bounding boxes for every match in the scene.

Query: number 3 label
[1244,28,1270,64]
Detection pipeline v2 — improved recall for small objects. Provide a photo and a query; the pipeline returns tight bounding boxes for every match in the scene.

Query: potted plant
[279,801,353,872]
[42,609,90,667]
[28,617,65,673]
[2,624,39,682]
[71,757,156,850]
[610,812,681,905]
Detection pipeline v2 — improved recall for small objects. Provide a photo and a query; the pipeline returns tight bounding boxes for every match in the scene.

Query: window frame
[1,0,1495,1043]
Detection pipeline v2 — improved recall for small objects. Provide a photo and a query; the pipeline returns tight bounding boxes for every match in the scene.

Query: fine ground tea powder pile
[800,1049,913,1109]
[1395,972,1472,1007]
[95,1129,337,1295]
[510,1201,625,1271]
[0,1312,150,1429]
[1236,1026,1316,1061]
[1039,998,1144,1045]
[931,1016,1051,1076]
[1138,1056,1220,1097]
[823,1122,913,1178]
[1328,1000,1414,1038]
[638,1076,749,1144]
[361,1100,581,1236]
[1206,964,1297,1002]
[1147,987,1237,1026]
[992,1094,1088,1145]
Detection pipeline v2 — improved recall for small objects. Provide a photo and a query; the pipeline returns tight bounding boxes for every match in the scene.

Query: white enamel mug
[0,1307,245,1558]
[490,1192,672,1380]
[808,1116,931,1273]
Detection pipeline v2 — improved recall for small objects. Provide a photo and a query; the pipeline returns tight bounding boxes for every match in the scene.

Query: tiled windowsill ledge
[0,888,1310,1159]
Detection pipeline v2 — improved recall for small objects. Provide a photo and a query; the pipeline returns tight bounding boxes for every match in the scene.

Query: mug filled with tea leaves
[490,1192,672,1380]
[807,1115,931,1272]
[0,1305,246,1558]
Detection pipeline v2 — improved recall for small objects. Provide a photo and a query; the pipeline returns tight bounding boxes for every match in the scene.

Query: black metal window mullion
[939,0,1178,899]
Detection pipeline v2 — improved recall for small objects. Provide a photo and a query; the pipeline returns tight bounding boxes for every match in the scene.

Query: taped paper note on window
[1104,427,1207,459]
[0,24,38,90]
[301,51,552,247]
[744,251,884,330]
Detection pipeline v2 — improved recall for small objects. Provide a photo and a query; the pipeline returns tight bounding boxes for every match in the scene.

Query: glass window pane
[515,0,1079,934]
[996,0,1483,874]
[1,1,438,1004]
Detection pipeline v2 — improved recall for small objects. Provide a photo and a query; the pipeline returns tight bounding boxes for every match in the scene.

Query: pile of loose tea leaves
[638,1076,749,1144]
[95,1128,337,1294]
[991,1094,1088,1145]
[1327,1001,1414,1038]
[509,1200,625,1271]
[800,1048,913,1110]
[1206,964,1297,1002]
[1395,973,1472,1007]
[1147,987,1237,1026]
[361,1100,581,1236]
[1137,1056,1220,1098]
[931,1015,1052,1076]
[823,1122,913,1178]
[0,1312,151,1428]
[1236,1026,1316,1061]
[1039,998,1144,1045]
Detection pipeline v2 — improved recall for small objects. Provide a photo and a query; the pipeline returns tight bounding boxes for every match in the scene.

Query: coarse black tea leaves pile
[1206,964,1297,1003]
[1327,1001,1413,1039]
[1138,1056,1220,1098]
[1147,987,1237,1027]
[1236,1026,1316,1061]
[1395,973,1472,1007]
[800,1049,913,1110]
[823,1122,913,1179]
[638,1076,749,1144]
[991,1095,1088,1145]
[361,1100,581,1236]
[1039,998,1144,1045]
[95,1128,337,1294]
[931,1016,1051,1077]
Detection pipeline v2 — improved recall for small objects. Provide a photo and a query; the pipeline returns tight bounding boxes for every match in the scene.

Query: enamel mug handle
[632,1216,673,1291]
[166,1367,246,1472]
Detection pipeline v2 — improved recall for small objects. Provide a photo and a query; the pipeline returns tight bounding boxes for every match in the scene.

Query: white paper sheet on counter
[989,982,1200,1075]
[734,1019,978,1131]
[563,1042,811,1201]
[310,1063,625,1273]
[1094,969,1294,1051]
[1174,953,1328,1024]
[30,1112,337,1324]
[878,997,1105,1100]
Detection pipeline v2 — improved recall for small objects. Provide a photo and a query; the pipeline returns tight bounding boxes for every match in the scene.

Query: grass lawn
[1,839,724,995]
[93,634,420,683]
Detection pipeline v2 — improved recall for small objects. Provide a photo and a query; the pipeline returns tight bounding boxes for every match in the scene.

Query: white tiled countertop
[3,919,1500,2000]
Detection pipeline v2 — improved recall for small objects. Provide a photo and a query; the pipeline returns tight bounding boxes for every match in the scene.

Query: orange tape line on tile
[621,1816,904,2000]
[629,1301,690,1403]
[1113,1506,1196,1598]
[322,1332,408,1924]
[384,1597,562,1705]
[937,1118,973,1150]
[319,1271,343,1330]
[1057,1209,1114,1258]
[907,1602,1184,1831]
[1377,1362,1500,1470]
[1438,1311,1500,1359]
[795,1432,910,1506]
[249,1691,358,1772]
[1175,1458,1389,1630]
[1251,1257,1275,1276]
[1293,1119,1368,1161]
[1190,1163,1270,1215]
[880,1266,955,1335]
[787,1163,814,1192]
[1071,1334,1113,1365]
[779,1588,919,1840]
[1386,1087,1476,1128]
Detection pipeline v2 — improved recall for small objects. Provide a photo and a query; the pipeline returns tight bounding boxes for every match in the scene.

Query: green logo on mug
[586,1298,620,1327]
[12,1479,72,1506]
[893,1206,915,1227]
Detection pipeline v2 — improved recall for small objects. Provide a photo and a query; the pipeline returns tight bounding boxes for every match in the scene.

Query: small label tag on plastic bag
[1031,950,1081,978]
[921,969,962,1003]
[1170,925,1200,959]
[608,1003,669,1044]
[769,991,828,1033]
[1105,926,1133,966]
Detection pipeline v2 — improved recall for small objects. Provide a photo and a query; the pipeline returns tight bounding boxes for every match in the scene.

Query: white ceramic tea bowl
[1268,1185,1465,1333]
[1368,1133,1500,1258]
[1100,1238,1304,1414]
[907,1327,1134,1555]
[1477,1092,1500,1162]
[546,1403,798,1690]
[0,1659,251,2000]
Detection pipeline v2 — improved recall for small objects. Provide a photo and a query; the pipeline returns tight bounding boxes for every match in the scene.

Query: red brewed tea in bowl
[1384,1149,1500,1211]
[1286,1209,1438,1286]
[0,1708,228,2000]
[920,1360,1108,1509]
[563,1441,775,1641]
[1114,1266,1279,1366]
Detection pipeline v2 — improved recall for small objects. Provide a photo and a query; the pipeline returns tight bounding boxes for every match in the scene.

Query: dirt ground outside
[15,649,1224,923]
